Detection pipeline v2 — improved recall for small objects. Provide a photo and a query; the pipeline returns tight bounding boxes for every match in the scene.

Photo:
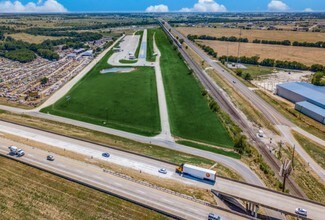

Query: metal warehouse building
[276,82,325,124]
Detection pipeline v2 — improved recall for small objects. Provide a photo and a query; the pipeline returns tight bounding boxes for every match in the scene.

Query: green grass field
[0,157,167,220]
[42,49,161,136]
[155,29,233,147]
[147,29,156,62]
[135,30,144,58]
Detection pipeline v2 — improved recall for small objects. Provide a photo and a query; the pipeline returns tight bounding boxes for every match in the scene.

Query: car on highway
[232,80,236,84]
[17,149,25,157]
[295,208,307,216]
[102,152,110,158]
[47,155,55,161]
[208,213,221,220]
[158,168,167,174]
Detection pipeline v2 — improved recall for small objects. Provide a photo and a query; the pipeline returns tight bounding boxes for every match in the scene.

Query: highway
[0,120,324,220]
[0,144,248,220]
[161,20,325,182]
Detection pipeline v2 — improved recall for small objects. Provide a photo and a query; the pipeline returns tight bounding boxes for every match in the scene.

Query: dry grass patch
[0,156,167,220]
[6,33,63,44]
[177,27,325,42]
[199,40,325,66]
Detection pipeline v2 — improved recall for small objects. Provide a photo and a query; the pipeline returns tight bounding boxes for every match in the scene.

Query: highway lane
[161,21,325,181]
[0,119,262,186]
[0,128,324,220]
[0,146,248,220]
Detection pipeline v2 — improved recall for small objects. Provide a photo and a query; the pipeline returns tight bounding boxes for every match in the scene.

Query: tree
[40,77,49,85]
[235,69,243,77]
[244,73,252,81]
[311,72,325,86]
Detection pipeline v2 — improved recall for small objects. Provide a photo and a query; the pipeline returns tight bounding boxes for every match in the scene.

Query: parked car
[208,213,221,220]
[102,152,110,158]
[295,208,307,216]
[47,155,55,161]
[158,168,167,174]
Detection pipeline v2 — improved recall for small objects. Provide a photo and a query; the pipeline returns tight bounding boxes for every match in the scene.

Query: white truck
[8,146,25,157]
[176,163,216,182]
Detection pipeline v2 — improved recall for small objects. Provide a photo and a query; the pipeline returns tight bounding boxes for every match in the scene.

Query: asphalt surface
[161,21,325,181]
[0,145,248,220]
[0,124,324,220]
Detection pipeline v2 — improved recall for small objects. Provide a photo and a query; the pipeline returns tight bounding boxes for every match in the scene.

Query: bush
[311,72,325,86]
[4,49,36,63]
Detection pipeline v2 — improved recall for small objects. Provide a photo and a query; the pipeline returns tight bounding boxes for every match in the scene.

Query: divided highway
[0,120,324,219]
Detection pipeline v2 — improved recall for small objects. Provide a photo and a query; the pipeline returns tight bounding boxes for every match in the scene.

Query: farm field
[176,27,325,42]
[42,50,161,136]
[155,29,233,148]
[6,33,63,44]
[0,156,166,220]
[198,40,325,66]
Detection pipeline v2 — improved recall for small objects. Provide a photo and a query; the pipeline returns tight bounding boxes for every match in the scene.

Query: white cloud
[180,0,227,12]
[145,4,169,13]
[0,0,68,13]
[304,8,313,12]
[267,0,289,11]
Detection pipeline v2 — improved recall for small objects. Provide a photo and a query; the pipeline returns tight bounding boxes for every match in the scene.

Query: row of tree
[188,34,248,42]
[218,55,323,71]
[188,34,325,48]
[198,44,217,58]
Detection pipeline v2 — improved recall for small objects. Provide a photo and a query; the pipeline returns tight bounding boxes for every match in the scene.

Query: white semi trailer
[176,163,216,182]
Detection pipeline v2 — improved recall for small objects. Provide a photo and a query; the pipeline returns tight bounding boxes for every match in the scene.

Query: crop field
[198,40,325,66]
[42,50,161,136]
[177,27,325,42]
[0,156,166,220]
[6,33,63,44]
[155,28,233,148]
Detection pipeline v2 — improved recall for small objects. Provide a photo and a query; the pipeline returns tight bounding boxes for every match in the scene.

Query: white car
[17,149,25,157]
[295,208,307,216]
[158,168,167,174]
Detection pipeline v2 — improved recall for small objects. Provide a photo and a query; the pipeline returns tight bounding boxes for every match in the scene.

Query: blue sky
[0,0,324,13]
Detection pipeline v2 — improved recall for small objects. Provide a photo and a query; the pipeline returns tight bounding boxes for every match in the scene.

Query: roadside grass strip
[155,28,233,147]
[177,140,241,159]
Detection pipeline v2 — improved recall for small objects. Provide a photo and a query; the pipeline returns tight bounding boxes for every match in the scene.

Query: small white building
[81,50,93,56]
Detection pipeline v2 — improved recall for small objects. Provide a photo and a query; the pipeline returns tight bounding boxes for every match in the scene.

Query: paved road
[152,33,173,141]
[1,125,323,220]
[162,21,325,181]
[0,146,248,220]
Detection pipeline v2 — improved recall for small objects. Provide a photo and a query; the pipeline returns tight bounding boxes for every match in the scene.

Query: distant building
[67,53,77,59]
[81,50,93,56]
[276,82,325,124]
[74,48,86,54]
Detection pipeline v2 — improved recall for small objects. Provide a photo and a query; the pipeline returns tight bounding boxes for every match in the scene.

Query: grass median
[42,49,161,136]
[155,28,233,147]
[147,29,156,62]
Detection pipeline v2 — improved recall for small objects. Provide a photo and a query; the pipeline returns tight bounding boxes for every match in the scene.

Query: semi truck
[8,146,25,157]
[176,163,216,182]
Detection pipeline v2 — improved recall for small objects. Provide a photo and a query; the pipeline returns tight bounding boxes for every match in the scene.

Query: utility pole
[236,28,242,68]
[280,159,292,193]
[291,145,295,170]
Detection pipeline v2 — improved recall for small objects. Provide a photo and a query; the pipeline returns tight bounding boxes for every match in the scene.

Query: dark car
[47,155,55,161]
[102,152,110,158]
[208,213,221,220]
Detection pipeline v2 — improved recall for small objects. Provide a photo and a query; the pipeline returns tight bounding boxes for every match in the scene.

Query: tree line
[218,55,325,72]
[188,34,325,48]
[0,31,103,63]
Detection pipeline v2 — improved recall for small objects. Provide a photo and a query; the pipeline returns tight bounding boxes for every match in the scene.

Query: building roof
[277,82,325,108]
[296,101,325,117]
